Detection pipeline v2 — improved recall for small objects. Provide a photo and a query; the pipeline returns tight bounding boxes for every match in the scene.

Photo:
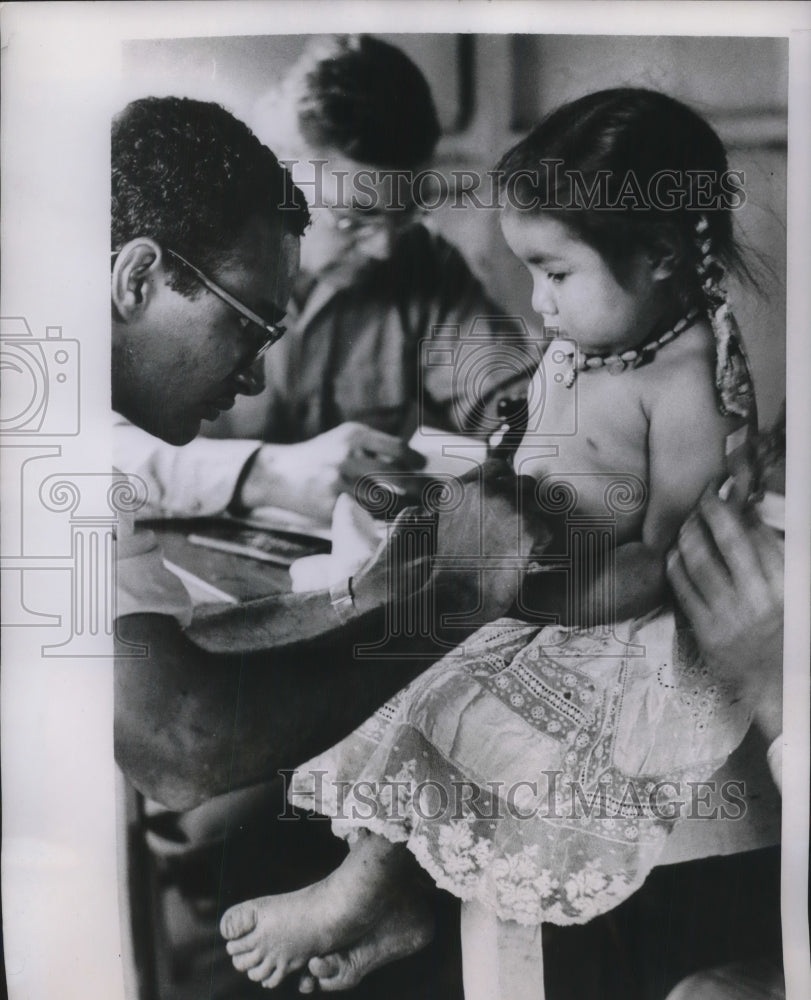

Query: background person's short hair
[112,96,310,296]
[289,34,441,169]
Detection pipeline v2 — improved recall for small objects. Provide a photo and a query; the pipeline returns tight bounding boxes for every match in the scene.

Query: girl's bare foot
[220,833,408,989]
[297,890,435,993]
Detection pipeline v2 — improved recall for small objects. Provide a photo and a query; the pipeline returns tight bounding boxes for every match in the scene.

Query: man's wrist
[329,576,358,624]
[233,443,304,512]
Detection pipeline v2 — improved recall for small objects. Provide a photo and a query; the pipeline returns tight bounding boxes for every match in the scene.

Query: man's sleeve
[114,416,261,519]
[415,234,543,437]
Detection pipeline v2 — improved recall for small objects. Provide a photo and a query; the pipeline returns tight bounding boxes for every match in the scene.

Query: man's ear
[111,238,162,321]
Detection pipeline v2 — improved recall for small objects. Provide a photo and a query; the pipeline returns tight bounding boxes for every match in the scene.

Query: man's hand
[353,460,549,632]
[667,489,784,740]
[432,460,550,624]
[238,422,425,521]
[351,506,433,617]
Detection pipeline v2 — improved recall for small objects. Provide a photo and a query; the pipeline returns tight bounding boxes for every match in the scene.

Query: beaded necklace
[562,306,701,388]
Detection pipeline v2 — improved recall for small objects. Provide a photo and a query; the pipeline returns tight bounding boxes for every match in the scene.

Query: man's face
[112,215,299,445]
[291,150,420,283]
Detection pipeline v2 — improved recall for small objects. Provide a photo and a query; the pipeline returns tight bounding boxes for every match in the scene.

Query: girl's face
[500,209,667,354]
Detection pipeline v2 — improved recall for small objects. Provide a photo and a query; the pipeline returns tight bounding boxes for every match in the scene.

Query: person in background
[116,34,536,524]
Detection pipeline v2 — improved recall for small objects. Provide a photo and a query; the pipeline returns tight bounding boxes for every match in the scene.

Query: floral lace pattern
[290,612,751,926]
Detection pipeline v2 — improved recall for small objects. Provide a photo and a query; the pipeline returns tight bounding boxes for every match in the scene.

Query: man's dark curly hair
[112,96,310,296]
[293,35,440,169]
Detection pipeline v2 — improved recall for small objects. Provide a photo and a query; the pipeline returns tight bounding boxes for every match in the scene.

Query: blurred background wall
[123,33,787,427]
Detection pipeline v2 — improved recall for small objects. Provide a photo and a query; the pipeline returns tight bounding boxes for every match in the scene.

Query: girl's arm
[643,348,748,555]
[614,350,748,618]
[519,540,665,627]
[667,490,784,743]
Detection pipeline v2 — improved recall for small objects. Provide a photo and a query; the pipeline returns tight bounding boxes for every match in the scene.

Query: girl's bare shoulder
[663,317,716,364]
[643,318,717,394]
[642,318,747,439]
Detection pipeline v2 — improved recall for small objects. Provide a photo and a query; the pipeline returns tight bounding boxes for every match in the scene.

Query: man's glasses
[111,248,287,362]
[165,249,287,361]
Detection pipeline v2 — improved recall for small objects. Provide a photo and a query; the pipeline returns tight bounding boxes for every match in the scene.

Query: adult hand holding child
[350,459,549,630]
[667,487,784,744]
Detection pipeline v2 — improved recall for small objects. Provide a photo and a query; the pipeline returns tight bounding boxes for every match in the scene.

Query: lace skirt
[289,611,751,926]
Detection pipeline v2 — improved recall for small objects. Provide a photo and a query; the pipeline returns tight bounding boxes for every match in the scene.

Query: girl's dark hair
[497,88,756,300]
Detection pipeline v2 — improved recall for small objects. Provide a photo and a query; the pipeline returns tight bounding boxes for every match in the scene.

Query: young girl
[219,88,759,992]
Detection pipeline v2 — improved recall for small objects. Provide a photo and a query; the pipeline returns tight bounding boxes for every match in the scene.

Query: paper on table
[163,558,239,606]
[289,494,386,593]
